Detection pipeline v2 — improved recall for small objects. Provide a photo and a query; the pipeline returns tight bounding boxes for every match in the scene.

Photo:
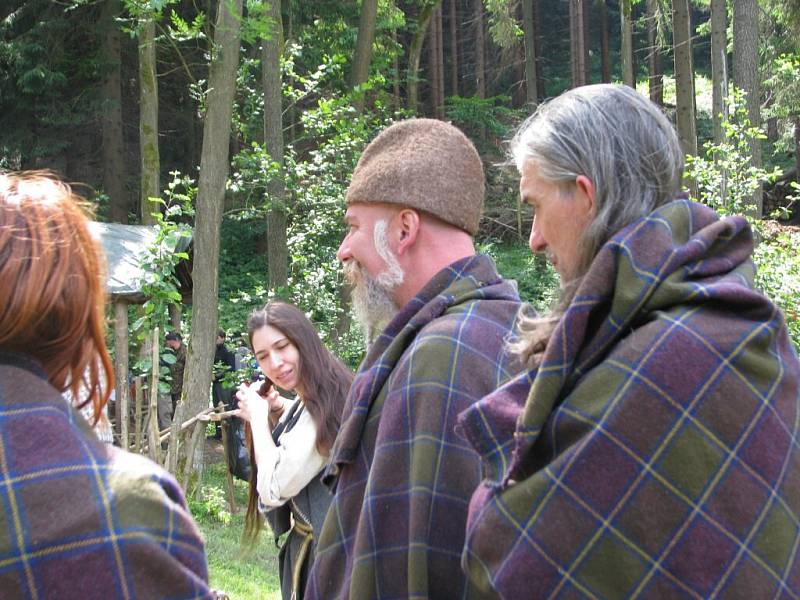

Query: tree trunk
[533,0,546,96]
[100,0,128,223]
[263,0,288,291]
[672,0,697,159]
[428,8,440,116]
[570,0,589,87]
[474,0,485,99]
[646,0,663,105]
[407,1,440,112]
[795,116,800,182]
[711,0,728,145]
[620,0,634,87]
[114,300,129,447]
[139,17,160,225]
[733,0,762,215]
[522,0,538,105]
[182,0,243,450]
[349,0,378,111]
[436,4,445,116]
[393,28,402,107]
[449,0,458,96]
[599,0,610,83]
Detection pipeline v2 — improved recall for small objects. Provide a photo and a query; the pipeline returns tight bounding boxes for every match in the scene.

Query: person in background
[212,328,236,439]
[0,171,214,599]
[458,84,800,598]
[165,330,186,419]
[234,301,353,600]
[307,119,521,599]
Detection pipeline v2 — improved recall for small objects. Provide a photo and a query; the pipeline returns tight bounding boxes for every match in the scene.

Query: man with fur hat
[307,119,521,599]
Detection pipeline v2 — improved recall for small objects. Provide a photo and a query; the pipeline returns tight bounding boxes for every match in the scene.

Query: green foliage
[189,483,231,525]
[753,226,800,348]
[0,1,102,165]
[686,88,800,351]
[686,88,781,217]
[483,241,559,313]
[191,462,281,598]
[444,95,522,149]
[483,0,522,48]
[131,173,195,387]
[228,46,401,366]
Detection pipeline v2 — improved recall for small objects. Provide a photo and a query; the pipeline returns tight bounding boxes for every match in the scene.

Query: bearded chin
[350,274,398,344]
[344,221,404,344]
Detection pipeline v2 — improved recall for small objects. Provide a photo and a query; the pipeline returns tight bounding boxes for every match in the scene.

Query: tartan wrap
[459,199,800,599]
[307,255,521,600]
[0,353,213,600]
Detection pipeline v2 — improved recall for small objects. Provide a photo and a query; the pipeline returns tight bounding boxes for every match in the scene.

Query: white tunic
[254,398,327,508]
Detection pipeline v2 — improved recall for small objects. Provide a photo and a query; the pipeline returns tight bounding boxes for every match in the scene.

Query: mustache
[342,259,364,283]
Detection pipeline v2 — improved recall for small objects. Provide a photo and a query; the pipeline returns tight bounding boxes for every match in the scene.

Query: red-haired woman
[235,301,352,600]
[0,171,213,599]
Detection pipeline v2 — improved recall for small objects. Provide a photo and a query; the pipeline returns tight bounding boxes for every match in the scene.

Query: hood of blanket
[460,199,768,486]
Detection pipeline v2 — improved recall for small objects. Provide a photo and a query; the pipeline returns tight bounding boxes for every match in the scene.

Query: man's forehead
[345,202,398,221]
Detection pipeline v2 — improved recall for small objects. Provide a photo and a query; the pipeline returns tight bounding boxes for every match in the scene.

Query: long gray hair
[510,84,684,366]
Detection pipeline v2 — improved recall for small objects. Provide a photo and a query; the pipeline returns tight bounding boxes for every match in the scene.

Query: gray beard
[347,264,400,344]
[344,220,404,344]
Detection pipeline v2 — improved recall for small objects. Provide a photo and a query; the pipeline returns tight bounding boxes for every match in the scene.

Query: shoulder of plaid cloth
[308,255,522,600]
[459,200,800,599]
[0,353,213,599]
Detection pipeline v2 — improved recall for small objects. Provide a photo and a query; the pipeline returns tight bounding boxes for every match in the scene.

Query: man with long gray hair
[458,84,800,597]
[307,119,521,599]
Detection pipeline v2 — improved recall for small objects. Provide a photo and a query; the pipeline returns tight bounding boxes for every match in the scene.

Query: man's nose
[336,237,351,262]
[529,219,546,253]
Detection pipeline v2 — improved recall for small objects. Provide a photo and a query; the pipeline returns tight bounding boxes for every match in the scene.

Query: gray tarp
[88,222,192,303]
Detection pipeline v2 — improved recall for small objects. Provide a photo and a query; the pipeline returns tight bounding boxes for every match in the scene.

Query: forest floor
[191,437,281,600]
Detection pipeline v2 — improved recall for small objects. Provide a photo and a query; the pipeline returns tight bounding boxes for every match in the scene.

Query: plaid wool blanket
[307,255,521,600]
[0,352,212,599]
[459,200,800,599]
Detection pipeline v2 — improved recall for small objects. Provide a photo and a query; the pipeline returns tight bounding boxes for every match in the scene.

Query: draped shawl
[460,200,800,599]
[308,255,521,599]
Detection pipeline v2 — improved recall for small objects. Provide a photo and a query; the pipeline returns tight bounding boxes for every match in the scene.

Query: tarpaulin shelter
[89,222,192,444]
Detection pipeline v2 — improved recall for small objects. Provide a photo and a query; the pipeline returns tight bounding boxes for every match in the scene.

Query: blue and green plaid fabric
[308,255,521,599]
[459,200,800,599]
[0,353,212,599]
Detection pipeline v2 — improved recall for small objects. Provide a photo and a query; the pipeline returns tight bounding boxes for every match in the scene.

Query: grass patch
[190,461,282,600]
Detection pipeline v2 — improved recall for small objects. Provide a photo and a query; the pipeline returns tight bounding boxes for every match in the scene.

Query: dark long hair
[243,301,353,542]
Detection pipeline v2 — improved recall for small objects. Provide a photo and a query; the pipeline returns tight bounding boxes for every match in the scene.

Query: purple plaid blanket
[0,352,212,599]
[308,255,521,599]
[460,200,800,598]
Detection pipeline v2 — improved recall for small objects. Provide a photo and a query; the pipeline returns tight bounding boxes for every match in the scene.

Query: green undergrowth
[483,239,560,313]
[190,462,281,600]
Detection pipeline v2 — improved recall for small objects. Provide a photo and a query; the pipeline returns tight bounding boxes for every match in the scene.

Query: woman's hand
[234,381,285,424]
[234,381,271,424]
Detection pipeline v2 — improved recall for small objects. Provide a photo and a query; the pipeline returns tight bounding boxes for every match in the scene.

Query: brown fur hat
[345,118,484,235]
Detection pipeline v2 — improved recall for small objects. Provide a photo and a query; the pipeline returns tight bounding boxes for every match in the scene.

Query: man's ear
[395,208,420,255]
[574,175,596,220]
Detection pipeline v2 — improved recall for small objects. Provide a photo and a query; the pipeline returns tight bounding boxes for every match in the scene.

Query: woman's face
[251,324,301,392]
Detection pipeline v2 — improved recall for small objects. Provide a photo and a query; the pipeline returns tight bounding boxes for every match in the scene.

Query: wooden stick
[167,398,182,474]
[134,377,143,453]
[130,406,215,453]
[182,419,205,493]
[147,327,161,463]
[198,408,240,422]
[218,404,237,515]
[114,301,129,448]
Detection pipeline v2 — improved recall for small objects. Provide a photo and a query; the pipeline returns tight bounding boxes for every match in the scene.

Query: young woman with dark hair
[235,301,352,600]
